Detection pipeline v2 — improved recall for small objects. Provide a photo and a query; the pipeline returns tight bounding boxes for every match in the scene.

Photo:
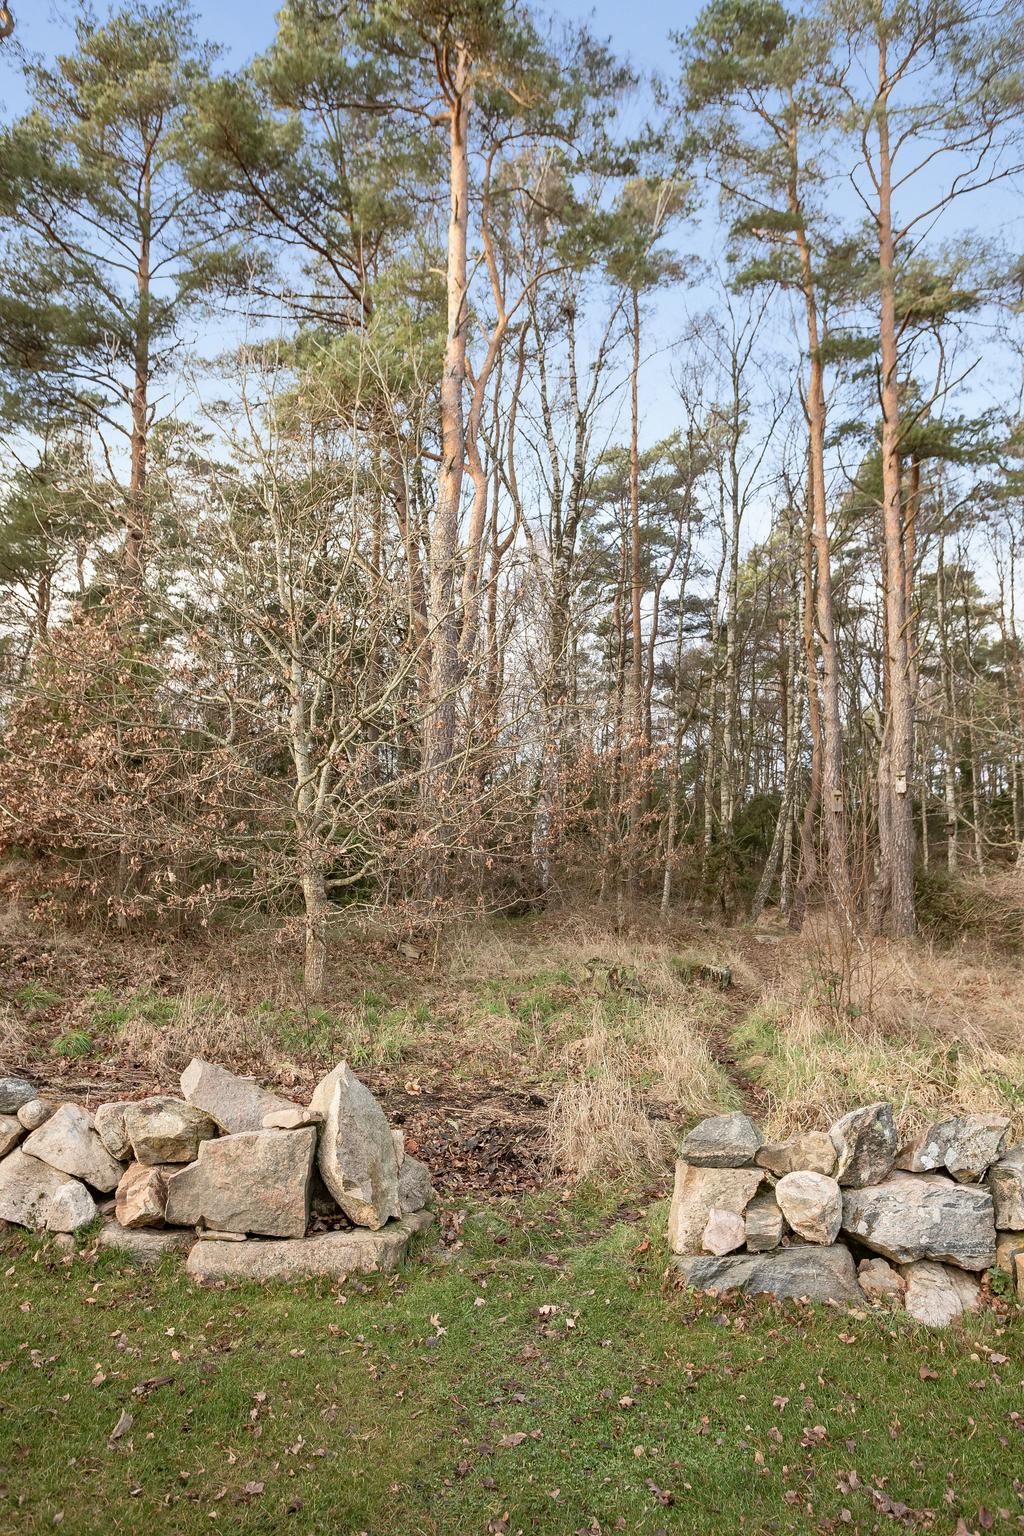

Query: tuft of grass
[50,1027,94,1058]
[14,981,63,1009]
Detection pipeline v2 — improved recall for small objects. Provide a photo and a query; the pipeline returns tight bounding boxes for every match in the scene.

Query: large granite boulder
[900,1260,981,1326]
[668,1162,763,1254]
[310,1064,400,1230]
[775,1171,842,1244]
[756,1131,837,1178]
[989,1148,1024,1229]
[22,1103,123,1191]
[180,1058,295,1135]
[679,1112,762,1168]
[185,1210,433,1284]
[830,1102,897,1188]
[673,1242,861,1304]
[0,1077,36,1114]
[123,1097,218,1165]
[115,1162,172,1229]
[0,1148,72,1228]
[841,1172,995,1270]
[164,1127,316,1238]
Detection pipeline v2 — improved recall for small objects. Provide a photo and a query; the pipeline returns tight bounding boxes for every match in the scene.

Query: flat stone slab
[97,1220,194,1266]
[841,1172,995,1271]
[181,1058,296,1135]
[679,1112,762,1168]
[185,1211,433,1283]
[672,1241,861,1304]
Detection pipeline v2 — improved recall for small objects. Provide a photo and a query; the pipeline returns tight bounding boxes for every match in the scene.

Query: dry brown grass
[546,1020,675,1180]
[745,918,1024,1140]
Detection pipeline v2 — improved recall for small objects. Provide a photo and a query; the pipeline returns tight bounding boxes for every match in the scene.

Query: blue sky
[0,0,695,105]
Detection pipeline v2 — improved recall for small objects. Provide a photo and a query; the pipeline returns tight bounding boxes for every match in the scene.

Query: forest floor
[2,895,1024,1533]
[3,893,1024,1192]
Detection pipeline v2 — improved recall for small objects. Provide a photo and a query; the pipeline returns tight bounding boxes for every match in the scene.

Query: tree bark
[871,35,916,935]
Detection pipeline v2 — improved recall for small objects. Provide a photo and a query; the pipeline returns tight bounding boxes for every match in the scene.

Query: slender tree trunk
[791,476,822,931]
[425,52,471,864]
[936,531,959,871]
[793,196,852,926]
[872,39,916,935]
[123,162,152,586]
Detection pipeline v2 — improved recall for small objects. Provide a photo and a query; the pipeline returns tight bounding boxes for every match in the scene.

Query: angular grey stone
[989,1147,1024,1230]
[679,1112,762,1168]
[702,1207,746,1255]
[94,1103,133,1161]
[123,1097,218,1165]
[115,1162,171,1229]
[830,1102,897,1188]
[744,1190,784,1252]
[1016,1252,1024,1296]
[672,1241,861,1304]
[164,1127,315,1238]
[310,1064,400,1230]
[941,1115,1010,1183]
[97,1219,193,1266]
[196,1228,247,1241]
[180,1058,295,1135]
[857,1256,906,1303]
[841,1172,995,1271]
[46,1179,97,1233]
[667,1161,763,1254]
[995,1230,1024,1275]
[0,1148,70,1228]
[185,1211,433,1284]
[398,1153,433,1215]
[17,1099,56,1132]
[901,1259,980,1326]
[392,1128,406,1166]
[756,1131,837,1178]
[0,1114,24,1158]
[0,1077,35,1114]
[22,1103,123,1192]
[899,1115,1010,1183]
[775,1171,842,1244]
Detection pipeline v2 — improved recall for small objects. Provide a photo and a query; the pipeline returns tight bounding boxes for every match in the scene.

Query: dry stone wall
[669,1105,1024,1325]
[0,1062,434,1281]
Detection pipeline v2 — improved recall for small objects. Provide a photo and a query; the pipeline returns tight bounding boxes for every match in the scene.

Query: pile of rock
[669,1105,1024,1325]
[0,1060,433,1282]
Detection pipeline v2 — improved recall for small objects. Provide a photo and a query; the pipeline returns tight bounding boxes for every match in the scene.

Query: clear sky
[0,0,696,106]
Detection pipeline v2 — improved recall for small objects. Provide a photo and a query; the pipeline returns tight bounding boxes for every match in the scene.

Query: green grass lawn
[0,1196,1021,1536]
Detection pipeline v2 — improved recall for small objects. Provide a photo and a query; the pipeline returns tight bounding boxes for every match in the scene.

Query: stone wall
[0,1061,433,1281]
[668,1106,1024,1325]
